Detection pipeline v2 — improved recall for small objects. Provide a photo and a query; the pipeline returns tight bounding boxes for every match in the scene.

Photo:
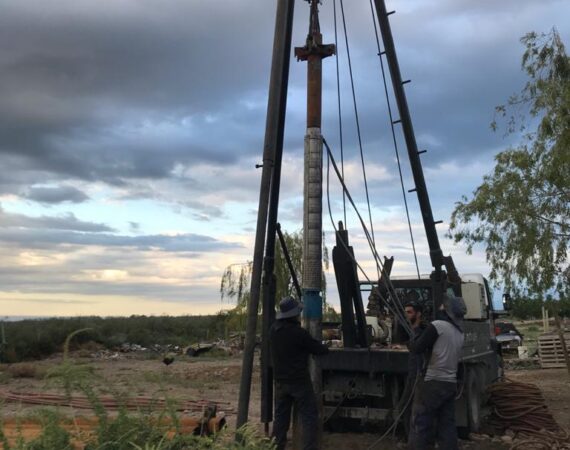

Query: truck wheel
[458,368,482,439]
[466,368,481,434]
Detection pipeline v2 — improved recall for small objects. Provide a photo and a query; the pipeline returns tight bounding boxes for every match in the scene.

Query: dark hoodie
[270,318,329,384]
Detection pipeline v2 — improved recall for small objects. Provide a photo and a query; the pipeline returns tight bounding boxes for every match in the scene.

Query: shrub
[7,363,43,379]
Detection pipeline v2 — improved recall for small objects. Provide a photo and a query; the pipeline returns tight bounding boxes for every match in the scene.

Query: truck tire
[458,367,482,439]
[466,368,482,433]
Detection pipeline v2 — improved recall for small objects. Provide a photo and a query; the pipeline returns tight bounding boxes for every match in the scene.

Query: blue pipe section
[302,289,322,320]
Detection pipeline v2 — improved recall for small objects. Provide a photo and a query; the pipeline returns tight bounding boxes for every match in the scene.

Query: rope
[486,378,570,450]
[338,0,379,279]
[367,0,420,279]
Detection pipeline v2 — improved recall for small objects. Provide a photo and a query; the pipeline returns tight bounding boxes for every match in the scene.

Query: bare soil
[1,354,569,449]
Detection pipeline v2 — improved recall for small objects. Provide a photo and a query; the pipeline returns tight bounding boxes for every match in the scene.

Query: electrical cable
[321,376,357,424]
[367,0,421,279]
[366,375,419,450]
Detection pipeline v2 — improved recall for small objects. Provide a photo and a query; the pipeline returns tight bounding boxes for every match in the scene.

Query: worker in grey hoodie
[407,294,467,450]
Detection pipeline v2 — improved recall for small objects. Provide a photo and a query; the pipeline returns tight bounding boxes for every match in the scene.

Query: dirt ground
[1,353,569,449]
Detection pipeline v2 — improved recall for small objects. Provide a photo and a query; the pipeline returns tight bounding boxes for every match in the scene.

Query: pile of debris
[87,335,250,361]
[503,357,541,371]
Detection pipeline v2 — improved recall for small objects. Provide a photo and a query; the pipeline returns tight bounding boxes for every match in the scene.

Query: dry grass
[6,363,45,379]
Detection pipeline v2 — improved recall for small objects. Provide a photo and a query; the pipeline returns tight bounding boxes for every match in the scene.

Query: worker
[395,300,427,430]
[408,295,467,450]
[404,299,427,350]
[270,296,329,450]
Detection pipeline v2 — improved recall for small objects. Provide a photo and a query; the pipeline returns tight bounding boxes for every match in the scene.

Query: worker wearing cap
[270,296,329,450]
[408,295,467,450]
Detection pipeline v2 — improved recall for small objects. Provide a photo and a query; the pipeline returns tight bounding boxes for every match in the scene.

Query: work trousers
[272,380,318,450]
[408,379,458,450]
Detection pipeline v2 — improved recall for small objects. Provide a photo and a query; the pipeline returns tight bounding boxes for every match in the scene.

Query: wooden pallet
[538,333,570,368]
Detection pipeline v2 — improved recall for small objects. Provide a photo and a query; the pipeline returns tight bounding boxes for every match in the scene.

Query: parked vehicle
[495,321,524,351]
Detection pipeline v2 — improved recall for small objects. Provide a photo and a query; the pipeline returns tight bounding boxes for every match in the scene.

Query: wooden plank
[539,332,570,369]
[538,334,570,339]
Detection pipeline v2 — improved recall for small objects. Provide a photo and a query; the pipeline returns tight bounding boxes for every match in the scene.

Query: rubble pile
[85,334,250,360]
[503,357,541,370]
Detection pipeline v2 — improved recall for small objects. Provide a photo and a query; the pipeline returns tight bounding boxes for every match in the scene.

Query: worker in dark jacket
[408,295,467,450]
[270,296,329,450]
[395,301,427,429]
[404,300,428,378]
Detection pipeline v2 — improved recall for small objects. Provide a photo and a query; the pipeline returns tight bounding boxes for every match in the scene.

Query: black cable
[368,0,420,280]
[333,0,346,226]
[366,375,419,450]
[338,0,379,279]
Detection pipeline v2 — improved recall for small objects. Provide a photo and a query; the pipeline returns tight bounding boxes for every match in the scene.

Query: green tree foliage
[507,296,570,319]
[219,228,335,328]
[449,29,570,298]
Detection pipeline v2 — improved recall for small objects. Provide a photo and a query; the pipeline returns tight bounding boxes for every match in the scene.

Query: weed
[1,328,276,449]
[25,410,73,450]
[140,371,199,390]
[0,370,11,384]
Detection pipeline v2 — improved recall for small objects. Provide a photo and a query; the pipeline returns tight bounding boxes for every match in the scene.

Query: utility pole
[295,0,334,444]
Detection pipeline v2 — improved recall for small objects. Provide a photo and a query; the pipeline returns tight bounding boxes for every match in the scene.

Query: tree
[220,229,334,330]
[449,29,569,299]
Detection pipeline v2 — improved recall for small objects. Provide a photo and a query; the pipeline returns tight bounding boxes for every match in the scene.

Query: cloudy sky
[1,0,568,317]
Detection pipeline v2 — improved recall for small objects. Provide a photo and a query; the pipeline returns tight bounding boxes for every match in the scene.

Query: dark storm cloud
[312,0,570,170]
[0,0,568,207]
[0,0,275,192]
[22,185,89,204]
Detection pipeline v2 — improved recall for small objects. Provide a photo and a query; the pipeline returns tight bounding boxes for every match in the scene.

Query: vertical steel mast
[236,0,296,431]
[372,0,461,307]
[294,0,334,439]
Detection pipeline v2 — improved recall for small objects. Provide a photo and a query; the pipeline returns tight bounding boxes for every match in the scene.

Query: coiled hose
[487,378,570,450]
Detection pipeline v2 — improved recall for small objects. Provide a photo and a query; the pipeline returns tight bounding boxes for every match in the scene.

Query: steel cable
[367,0,420,279]
[325,139,413,336]
[325,140,412,335]
[338,0,379,279]
[332,0,346,226]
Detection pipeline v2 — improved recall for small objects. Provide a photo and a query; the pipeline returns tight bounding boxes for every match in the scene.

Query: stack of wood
[538,332,570,368]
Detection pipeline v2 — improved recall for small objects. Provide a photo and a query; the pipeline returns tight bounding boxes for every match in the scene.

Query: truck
[319,0,503,437]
